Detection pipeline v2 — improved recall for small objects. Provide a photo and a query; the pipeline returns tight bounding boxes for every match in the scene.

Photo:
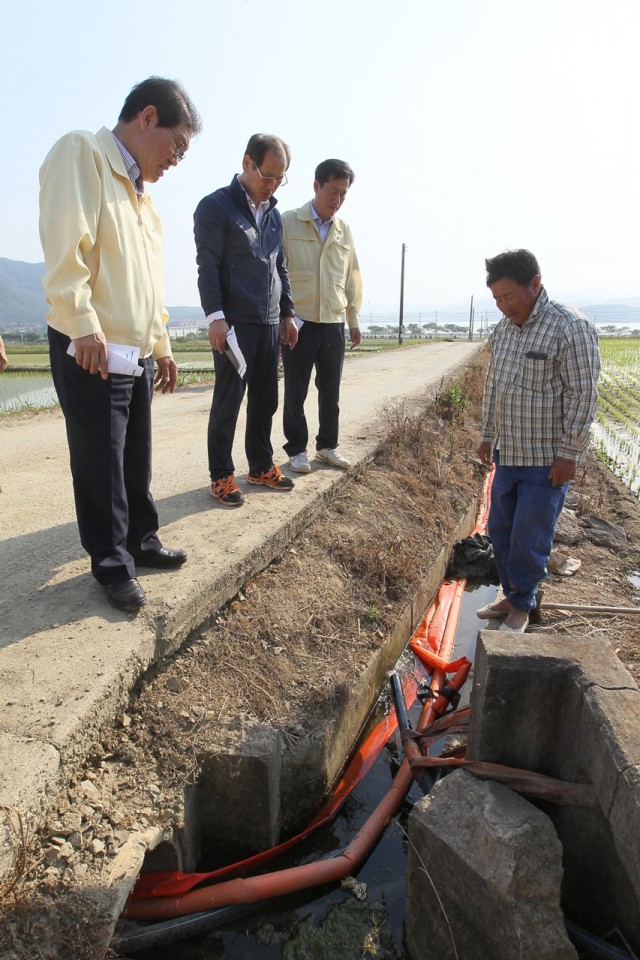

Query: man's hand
[0,336,7,372]
[73,331,108,379]
[280,316,298,350]
[478,441,492,466]
[548,457,576,487]
[349,327,361,348]
[154,356,178,394]
[209,318,230,354]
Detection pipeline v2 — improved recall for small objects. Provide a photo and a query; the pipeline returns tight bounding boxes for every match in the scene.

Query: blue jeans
[488,452,569,612]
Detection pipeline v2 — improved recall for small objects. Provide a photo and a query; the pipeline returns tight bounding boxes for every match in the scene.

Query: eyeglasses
[252,161,288,187]
[170,128,189,162]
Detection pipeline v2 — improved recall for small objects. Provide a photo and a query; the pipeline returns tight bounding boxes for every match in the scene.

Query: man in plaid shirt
[477,249,600,631]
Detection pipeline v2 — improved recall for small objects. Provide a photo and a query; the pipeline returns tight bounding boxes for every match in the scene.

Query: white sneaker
[289,451,311,473]
[316,447,350,469]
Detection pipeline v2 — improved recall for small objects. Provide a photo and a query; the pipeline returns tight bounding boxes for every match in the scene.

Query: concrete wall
[406,770,577,960]
[468,631,640,952]
[174,502,482,866]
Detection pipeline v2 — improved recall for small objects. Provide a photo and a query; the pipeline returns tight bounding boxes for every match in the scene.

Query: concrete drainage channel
[115,592,640,957]
[114,610,640,957]
[108,502,481,952]
[114,572,496,960]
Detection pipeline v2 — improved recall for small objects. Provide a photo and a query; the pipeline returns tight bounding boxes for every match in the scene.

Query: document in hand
[66,341,143,377]
[224,328,247,379]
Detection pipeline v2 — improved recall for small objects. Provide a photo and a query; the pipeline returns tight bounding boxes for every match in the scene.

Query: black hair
[244,134,291,169]
[119,77,202,134]
[314,158,355,186]
[485,249,541,287]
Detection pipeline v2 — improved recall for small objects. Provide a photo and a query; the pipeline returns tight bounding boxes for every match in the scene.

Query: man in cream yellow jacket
[39,78,201,612]
[281,159,362,473]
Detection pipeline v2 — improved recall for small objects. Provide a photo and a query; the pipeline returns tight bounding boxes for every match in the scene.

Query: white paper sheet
[224,328,247,379]
[67,341,143,377]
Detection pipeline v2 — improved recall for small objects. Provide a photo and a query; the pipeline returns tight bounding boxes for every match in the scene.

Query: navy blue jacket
[194,176,294,324]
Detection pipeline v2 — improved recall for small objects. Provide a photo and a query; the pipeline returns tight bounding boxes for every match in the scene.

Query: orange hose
[125,472,493,920]
[126,577,468,922]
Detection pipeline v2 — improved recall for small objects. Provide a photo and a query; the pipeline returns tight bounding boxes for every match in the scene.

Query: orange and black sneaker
[210,474,246,507]
[247,464,294,491]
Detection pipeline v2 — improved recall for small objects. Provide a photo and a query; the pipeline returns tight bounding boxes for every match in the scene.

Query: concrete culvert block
[183,723,283,865]
[405,770,577,960]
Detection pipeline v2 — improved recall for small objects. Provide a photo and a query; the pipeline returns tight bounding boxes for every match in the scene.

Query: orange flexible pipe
[125,473,492,921]
[126,577,468,922]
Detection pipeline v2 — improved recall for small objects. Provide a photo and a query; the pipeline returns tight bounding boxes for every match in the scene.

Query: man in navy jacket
[194,134,298,505]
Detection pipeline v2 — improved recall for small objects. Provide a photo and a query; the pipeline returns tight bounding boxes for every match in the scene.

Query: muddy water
[126,583,497,960]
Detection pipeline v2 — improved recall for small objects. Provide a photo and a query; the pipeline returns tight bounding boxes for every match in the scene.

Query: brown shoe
[247,464,294,491]
[210,475,245,506]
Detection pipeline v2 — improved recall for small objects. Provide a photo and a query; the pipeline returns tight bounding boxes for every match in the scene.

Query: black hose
[389,671,411,733]
[113,903,258,954]
[565,919,635,960]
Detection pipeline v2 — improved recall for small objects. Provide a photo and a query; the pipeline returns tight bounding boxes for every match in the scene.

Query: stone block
[579,686,640,814]
[468,631,640,954]
[554,508,582,545]
[182,722,282,866]
[468,632,636,781]
[610,764,640,897]
[405,770,577,960]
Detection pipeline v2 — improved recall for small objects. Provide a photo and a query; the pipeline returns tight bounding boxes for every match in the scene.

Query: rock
[80,779,99,800]
[89,838,106,856]
[548,546,582,576]
[406,770,577,960]
[580,515,627,549]
[57,841,74,860]
[554,508,582,546]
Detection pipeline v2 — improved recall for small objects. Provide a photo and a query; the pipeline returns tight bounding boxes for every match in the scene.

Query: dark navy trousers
[488,451,569,612]
[49,327,161,585]
[282,322,345,456]
[208,322,280,481]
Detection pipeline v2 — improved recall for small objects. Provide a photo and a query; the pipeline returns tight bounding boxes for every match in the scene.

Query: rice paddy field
[4,338,640,504]
[592,338,640,496]
[0,338,429,414]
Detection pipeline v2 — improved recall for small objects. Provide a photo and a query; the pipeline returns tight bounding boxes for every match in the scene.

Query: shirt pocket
[520,349,554,392]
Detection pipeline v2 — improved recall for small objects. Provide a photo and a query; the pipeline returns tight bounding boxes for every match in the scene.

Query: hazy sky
[2,0,638,313]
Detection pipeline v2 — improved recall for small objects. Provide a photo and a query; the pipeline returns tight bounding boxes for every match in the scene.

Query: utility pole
[468,295,474,341]
[398,242,406,345]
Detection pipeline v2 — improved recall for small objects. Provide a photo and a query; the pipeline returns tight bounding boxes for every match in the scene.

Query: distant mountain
[0,258,47,329]
[1,256,639,332]
[167,305,205,323]
[580,302,640,325]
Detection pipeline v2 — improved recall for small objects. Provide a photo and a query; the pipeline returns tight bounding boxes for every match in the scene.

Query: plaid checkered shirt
[481,287,601,466]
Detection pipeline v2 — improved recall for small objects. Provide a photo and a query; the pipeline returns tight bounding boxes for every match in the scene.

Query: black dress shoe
[104,578,147,611]
[132,547,188,569]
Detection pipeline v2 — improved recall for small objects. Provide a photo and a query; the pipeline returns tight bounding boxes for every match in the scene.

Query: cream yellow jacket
[39,127,171,360]
[281,202,362,328]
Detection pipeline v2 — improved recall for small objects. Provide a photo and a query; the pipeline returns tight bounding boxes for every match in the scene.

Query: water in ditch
[125,581,497,960]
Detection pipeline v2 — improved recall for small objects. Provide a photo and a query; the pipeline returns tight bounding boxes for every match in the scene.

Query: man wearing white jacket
[40,77,201,611]
[281,159,363,473]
